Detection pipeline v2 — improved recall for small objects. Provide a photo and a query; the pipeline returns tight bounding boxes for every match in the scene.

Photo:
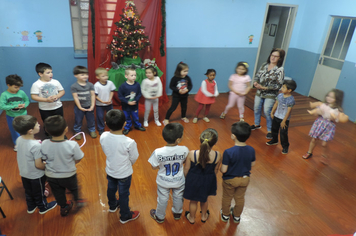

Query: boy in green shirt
[0,74,30,151]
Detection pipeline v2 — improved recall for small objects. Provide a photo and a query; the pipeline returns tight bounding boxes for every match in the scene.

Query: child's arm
[157,77,163,98]
[0,93,17,110]
[35,157,45,170]
[220,164,228,174]
[214,151,222,175]
[128,141,139,165]
[118,85,129,104]
[214,82,219,97]
[89,90,96,111]
[309,101,323,109]
[270,100,278,119]
[281,107,292,129]
[183,151,193,177]
[31,94,56,103]
[243,81,251,95]
[54,90,65,101]
[228,81,242,95]
[72,93,86,111]
[201,81,214,97]
[187,76,193,92]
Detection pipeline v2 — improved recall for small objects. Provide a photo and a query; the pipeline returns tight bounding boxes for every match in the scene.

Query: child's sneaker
[266,140,278,146]
[135,126,146,131]
[282,147,289,154]
[14,145,17,152]
[39,201,57,214]
[60,200,73,217]
[155,120,162,126]
[123,129,130,135]
[266,133,273,139]
[220,209,230,222]
[150,209,164,223]
[120,211,140,224]
[230,207,240,223]
[90,131,97,138]
[220,112,226,119]
[109,199,120,213]
[75,134,82,140]
[143,121,149,127]
[202,117,210,123]
[240,118,244,121]
[99,130,104,135]
[173,212,182,220]
[27,206,37,214]
[192,117,198,123]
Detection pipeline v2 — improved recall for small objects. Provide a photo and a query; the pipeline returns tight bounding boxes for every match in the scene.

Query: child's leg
[165,97,180,120]
[236,95,246,119]
[6,115,20,145]
[152,98,159,121]
[223,92,238,114]
[123,110,133,130]
[180,97,188,118]
[204,104,211,117]
[187,201,198,222]
[144,99,152,122]
[47,177,67,208]
[221,179,235,216]
[85,109,96,132]
[171,184,185,215]
[280,120,290,148]
[62,174,80,202]
[232,177,250,218]
[106,175,119,209]
[21,176,47,211]
[131,109,143,128]
[200,201,209,221]
[96,106,105,131]
[117,175,132,221]
[308,138,317,153]
[156,185,170,219]
[195,103,204,117]
[270,117,281,143]
[74,106,85,133]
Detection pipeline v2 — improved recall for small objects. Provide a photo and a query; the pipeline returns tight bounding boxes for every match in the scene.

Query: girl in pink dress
[220,62,251,121]
[192,69,219,123]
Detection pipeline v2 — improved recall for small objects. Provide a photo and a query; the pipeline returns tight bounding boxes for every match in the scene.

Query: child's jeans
[96,105,113,131]
[271,117,290,148]
[47,174,79,208]
[74,106,96,133]
[6,115,20,145]
[155,184,184,219]
[144,98,159,122]
[123,110,142,130]
[21,175,48,211]
[222,176,250,217]
[107,175,132,221]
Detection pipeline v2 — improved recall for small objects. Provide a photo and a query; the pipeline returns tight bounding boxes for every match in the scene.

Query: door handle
[319,57,322,64]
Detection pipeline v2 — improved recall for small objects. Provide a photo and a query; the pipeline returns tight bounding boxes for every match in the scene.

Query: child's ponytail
[198,128,218,168]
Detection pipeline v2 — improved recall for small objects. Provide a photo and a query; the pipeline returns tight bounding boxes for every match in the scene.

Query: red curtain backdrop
[87,0,168,106]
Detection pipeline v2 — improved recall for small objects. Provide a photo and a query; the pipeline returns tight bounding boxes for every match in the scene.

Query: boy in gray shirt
[41,115,84,216]
[266,80,297,154]
[70,66,96,140]
[12,115,57,214]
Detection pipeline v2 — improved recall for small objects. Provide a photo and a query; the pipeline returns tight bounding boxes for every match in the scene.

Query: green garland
[90,0,95,58]
[159,0,166,56]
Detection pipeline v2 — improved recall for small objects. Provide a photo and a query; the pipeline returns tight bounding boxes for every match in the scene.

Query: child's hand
[280,121,286,129]
[128,101,136,105]
[270,112,274,119]
[104,101,111,105]
[88,106,94,111]
[17,103,25,109]
[46,96,55,103]
[80,107,87,112]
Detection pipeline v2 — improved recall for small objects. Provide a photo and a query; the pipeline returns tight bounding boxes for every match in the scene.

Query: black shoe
[282,147,289,154]
[135,127,146,131]
[99,130,104,135]
[250,125,262,130]
[266,140,278,146]
[60,201,73,217]
[266,133,273,139]
[123,129,130,135]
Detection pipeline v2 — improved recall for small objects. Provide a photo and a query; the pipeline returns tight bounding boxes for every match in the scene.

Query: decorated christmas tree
[109,1,150,61]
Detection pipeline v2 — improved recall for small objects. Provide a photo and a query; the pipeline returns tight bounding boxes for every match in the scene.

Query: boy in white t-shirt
[12,115,57,214]
[30,63,65,137]
[99,109,140,224]
[148,123,188,223]
[94,68,116,135]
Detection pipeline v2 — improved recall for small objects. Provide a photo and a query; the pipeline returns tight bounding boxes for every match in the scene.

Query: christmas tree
[110,1,150,61]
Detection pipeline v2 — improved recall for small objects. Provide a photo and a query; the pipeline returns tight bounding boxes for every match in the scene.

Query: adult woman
[251,48,285,139]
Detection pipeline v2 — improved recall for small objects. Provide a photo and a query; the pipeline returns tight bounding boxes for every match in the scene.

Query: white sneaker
[143,121,149,127]
[14,145,17,152]
[155,121,162,126]
[192,118,198,123]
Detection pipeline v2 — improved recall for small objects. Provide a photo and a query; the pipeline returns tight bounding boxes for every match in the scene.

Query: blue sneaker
[39,201,57,214]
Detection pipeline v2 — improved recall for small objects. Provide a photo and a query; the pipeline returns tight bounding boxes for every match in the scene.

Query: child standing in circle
[302,89,348,163]
[141,66,163,127]
[220,62,251,121]
[163,62,192,125]
[183,128,221,224]
[192,69,219,123]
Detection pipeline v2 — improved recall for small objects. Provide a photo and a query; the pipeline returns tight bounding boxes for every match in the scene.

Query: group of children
[0,59,350,225]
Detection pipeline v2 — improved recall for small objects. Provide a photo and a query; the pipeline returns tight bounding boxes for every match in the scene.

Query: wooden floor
[1,92,356,236]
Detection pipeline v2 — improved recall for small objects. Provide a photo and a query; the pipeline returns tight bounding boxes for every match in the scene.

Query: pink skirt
[309,116,336,141]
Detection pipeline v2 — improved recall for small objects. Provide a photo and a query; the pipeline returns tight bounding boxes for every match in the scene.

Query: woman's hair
[198,128,218,169]
[267,48,285,67]
[236,62,249,75]
[326,89,344,110]
[204,69,216,75]
[174,62,189,77]
[145,65,157,76]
